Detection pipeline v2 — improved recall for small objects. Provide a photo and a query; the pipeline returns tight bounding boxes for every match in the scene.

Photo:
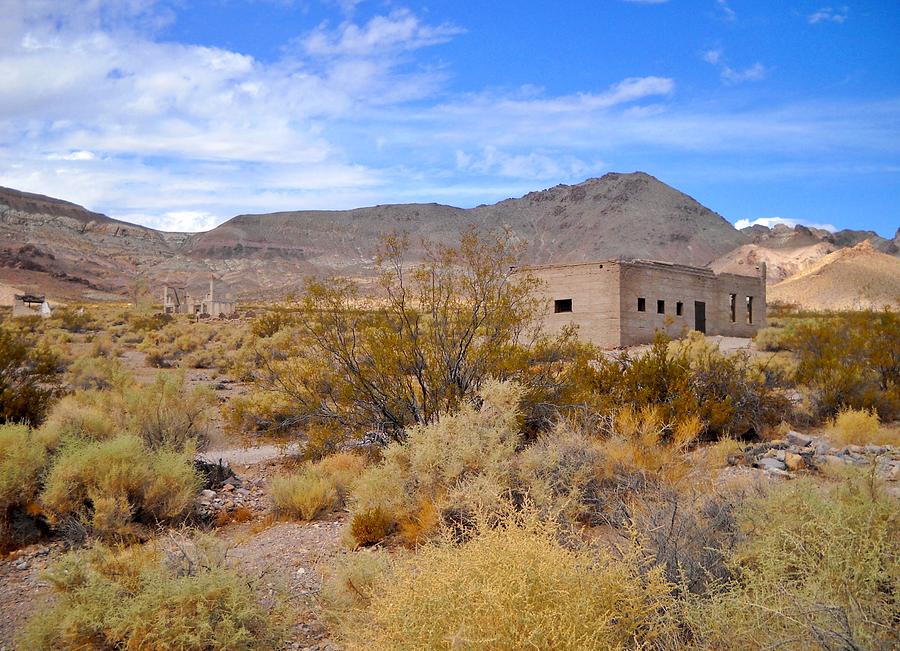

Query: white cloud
[702,48,767,85]
[715,0,736,22]
[301,9,463,56]
[720,62,767,84]
[734,217,837,232]
[46,150,96,161]
[0,1,897,233]
[808,6,848,24]
[702,49,722,65]
[454,146,594,180]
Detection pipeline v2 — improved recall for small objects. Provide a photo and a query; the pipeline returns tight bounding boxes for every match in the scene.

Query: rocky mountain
[768,241,900,310]
[1,172,750,301]
[2,173,894,305]
[711,223,900,284]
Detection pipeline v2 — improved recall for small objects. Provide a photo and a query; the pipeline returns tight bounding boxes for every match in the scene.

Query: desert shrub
[584,333,787,441]
[66,355,131,390]
[599,405,702,483]
[271,452,366,521]
[252,230,541,441]
[126,311,172,333]
[827,406,898,446]
[20,538,290,650]
[516,425,604,524]
[321,548,392,619]
[0,424,55,548]
[348,380,522,546]
[753,326,789,351]
[684,471,899,650]
[789,309,900,419]
[223,390,299,437]
[118,373,214,450]
[38,394,118,443]
[0,327,63,425]
[633,485,755,597]
[40,434,200,541]
[52,306,95,333]
[41,372,212,451]
[251,308,294,338]
[349,508,396,547]
[271,474,337,521]
[328,509,677,651]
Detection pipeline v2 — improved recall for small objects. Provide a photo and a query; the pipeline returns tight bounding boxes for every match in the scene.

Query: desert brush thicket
[322,381,898,650]
[326,509,678,651]
[19,536,290,650]
[1,368,210,547]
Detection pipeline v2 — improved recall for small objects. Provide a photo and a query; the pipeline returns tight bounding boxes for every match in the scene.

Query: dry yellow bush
[349,380,522,545]
[827,406,897,446]
[20,537,290,650]
[598,405,701,485]
[330,510,676,651]
[271,452,366,521]
[40,435,200,540]
[684,470,899,650]
[271,473,339,521]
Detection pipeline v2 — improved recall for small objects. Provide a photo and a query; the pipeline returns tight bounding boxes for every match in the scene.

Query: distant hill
[712,223,900,284]
[1,172,750,300]
[187,172,747,267]
[768,241,900,310]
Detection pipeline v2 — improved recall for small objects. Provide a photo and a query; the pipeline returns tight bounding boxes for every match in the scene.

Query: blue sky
[0,1,897,236]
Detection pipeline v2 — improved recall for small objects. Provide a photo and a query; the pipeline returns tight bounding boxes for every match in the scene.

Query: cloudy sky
[1,0,898,235]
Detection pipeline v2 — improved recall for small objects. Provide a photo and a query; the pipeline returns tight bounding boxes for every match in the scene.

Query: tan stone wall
[526,260,766,349]
[618,263,764,345]
[618,263,718,346]
[528,262,622,347]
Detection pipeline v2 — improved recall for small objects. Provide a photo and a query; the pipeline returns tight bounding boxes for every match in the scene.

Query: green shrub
[0,424,55,548]
[0,327,63,425]
[516,425,603,524]
[20,538,290,650]
[66,355,131,390]
[349,380,522,546]
[582,333,788,441]
[40,434,200,541]
[118,373,214,450]
[272,452,367,521]
[684,471,899,650]
[328,509,676,650]
[753,326,789,352]
[789,309,900,419]
[39,394,118,443]
[251,308,294,338]
[51,306,95,333]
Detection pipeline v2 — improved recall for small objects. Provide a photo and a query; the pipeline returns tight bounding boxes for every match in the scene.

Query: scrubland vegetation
[1,233,898,650]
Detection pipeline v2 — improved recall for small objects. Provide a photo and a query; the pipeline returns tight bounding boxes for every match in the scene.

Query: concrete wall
[526,262,622,348]
[204,300,236,317]
[527,260,765,349]
[618,262,720,346]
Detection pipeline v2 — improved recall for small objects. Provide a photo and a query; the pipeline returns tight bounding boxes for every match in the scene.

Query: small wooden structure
[12,294,52,318]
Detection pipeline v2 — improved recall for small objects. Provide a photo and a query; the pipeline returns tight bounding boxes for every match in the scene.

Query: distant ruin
[12,293,52,318]
[162,276,236,317]
[518,259,766,348]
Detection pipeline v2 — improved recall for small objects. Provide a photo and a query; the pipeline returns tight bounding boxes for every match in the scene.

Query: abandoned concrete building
[12,294,52,318]
[519,259,766,348]
[162,276,236,317]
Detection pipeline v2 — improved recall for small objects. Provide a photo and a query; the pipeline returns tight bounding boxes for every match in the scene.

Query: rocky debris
[195,470,268,520]
[739,430,899,480]
[0,541,66,647]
